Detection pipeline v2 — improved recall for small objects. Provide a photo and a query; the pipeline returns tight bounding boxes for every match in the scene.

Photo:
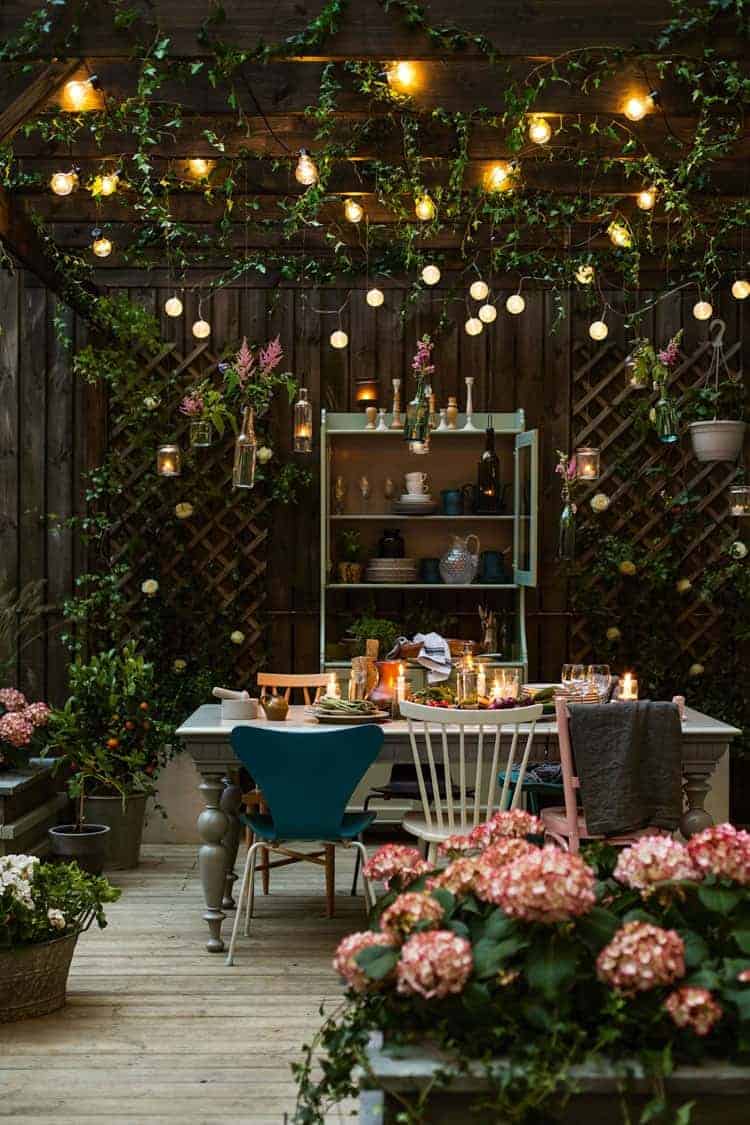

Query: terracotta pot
[338,562,363,583]
[0,932,79,1022]
[689,420,746,462]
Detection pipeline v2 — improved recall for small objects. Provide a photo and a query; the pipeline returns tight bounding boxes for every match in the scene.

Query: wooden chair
[398,700,543,863]
[243,672,334,902]
[541,697,669,853]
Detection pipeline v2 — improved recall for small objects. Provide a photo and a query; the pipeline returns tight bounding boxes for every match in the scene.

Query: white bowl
[221,698,258,720]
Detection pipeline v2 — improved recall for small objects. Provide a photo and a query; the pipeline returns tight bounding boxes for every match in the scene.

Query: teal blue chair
[226,723,384,966]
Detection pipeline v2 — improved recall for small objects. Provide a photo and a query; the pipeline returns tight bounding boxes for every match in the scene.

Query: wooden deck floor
[0,845,367,1123]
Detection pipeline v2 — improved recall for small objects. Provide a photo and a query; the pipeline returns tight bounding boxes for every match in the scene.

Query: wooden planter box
[358,1033,750,1124]
[0,759,68,857]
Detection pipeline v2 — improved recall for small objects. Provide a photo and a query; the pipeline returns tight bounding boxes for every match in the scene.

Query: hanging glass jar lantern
[558,502,576,562]
[293,388,313,453]
[729,486,750,517]
[189,420,212,447]
[233,407,257,489]
[156,444,181,477]
[575,447,601,481]
[653,392,679,444]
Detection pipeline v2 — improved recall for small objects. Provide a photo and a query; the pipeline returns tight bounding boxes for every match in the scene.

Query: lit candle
[620,672,638,701]
[396,663,407,703]
[327,673,339,698]
[477,665,487,698]
[491,676,502,702]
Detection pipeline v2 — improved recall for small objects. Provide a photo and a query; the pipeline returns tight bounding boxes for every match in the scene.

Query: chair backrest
[555,696,583,852]
[230,723,384,839]
[399,700,543,834]
[257,672,330,705]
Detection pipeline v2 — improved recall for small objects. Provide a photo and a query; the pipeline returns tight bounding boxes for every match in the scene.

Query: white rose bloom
[606,627,621,641]
[47,908,66,931]
[676,578,692,594]
[257,446,273,464]
[730,541,747,560]
[688,663,704,678]
[144,396,160,411]
[175,502,194,519]
[173,658,187,672]
[590,492,610,513]
[230,630,245,645]
[141,579,159,596]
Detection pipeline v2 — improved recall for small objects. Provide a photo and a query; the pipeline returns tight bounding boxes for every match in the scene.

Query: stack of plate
[365,557,418,583]
[392,493,439,515]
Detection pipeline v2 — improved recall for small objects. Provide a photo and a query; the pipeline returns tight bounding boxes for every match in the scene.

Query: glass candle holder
[729,486,750,517]
[457,669,478,706]
[156,444,181,476]
[616,672,639,701]
[189,419,212,447]
[576,447,600,481]
[293,388,313,453]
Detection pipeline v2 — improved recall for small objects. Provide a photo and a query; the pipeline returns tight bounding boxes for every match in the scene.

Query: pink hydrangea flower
[380,892,444,942]
[439,810,543,858]
[363,844,431,890]
[487,845,596,922]
[428,855,490,896]
[597,922,685,994]
[687,823,750,886]
[0,688,27,712]
[664,986,722,1036]
[396,930,473,1000]
[614,836,699,894]
[0,711,34,748]
[332,931,396,993]
[737,969,750,984]
[24,702,50,728]
[179,393,205,417]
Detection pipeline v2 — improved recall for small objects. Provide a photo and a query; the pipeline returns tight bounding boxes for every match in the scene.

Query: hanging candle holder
[575,447,600,481]
[233,407,257,489]
[653,392,679,444]
[729,486,750,517]
[293,387,313,453]
[156,444,181,477]
[189,419,213,448]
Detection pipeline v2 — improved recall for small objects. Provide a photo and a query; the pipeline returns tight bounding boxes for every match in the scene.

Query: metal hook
[709,318,726,347]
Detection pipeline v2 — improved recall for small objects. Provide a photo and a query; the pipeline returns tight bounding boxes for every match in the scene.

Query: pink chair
[541,697,669,853]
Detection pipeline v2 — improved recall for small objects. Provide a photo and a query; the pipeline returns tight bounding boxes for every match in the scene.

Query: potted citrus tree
[0,853,119,1022]
[46,644,172,872]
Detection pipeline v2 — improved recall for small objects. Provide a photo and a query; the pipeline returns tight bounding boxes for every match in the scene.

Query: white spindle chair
[398,700,544,863]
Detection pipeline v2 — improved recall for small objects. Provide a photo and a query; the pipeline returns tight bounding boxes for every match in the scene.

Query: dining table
[175,701,740,952]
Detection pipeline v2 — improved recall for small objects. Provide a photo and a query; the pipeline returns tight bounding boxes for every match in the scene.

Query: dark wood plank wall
[1,266,747,701]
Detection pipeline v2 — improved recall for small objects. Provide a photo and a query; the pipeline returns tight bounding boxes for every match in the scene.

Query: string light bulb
[50,170,78,196]
[576,264,595,285]
[164,296,183,318]
[96,171,118,196]
[589,319,609,341]
[623,92,655,121]
[464,317,483,336]
[692,299,713,321]
[91,230,112,258]
[636,187,657,211]
[469,279,489,301]
[608,220,633,249]
[344,197,364,223]
[528,116,552,145]
[366,287,384,307]
[63,79,92,109]
[386,61,418,93]
[731,279,750,300]
[192,318,211,339]
[415,194,435,221]
[187,158,212,178]
[485,162,513,192]
[295,148,318,186]
[506,293,525,315]
[421,264,441,286]
[478,303,497,324]
[330,329,348,349]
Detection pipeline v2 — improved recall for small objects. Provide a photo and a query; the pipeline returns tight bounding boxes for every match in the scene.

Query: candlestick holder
[463,377,476,429]
[390,378,403,429]
[376,408,388,431]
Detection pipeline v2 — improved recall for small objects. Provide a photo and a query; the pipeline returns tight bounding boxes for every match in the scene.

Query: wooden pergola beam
[0,58,84,144]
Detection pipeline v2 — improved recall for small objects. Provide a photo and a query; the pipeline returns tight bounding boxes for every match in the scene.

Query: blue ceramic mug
[479,550,508,583]
[441,489,463,516]
[419,557,442,583]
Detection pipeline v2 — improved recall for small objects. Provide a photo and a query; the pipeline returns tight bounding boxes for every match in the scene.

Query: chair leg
[351,840,373,913]
[261,845,270,894]
[349,794,374,897]
[244,844,259,936]
[426,841,438,867]
[324,844,335,918]
[226,841,259,967]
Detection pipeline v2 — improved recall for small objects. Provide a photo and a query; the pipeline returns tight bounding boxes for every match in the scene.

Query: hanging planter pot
[689,420,746,463]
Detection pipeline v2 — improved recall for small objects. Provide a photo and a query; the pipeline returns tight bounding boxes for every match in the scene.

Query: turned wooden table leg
[220,775,243,910]
[680,742,728,839]
[197,773,230,952]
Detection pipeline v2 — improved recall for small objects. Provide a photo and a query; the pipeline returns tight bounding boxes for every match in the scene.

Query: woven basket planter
[0,931,79,1022]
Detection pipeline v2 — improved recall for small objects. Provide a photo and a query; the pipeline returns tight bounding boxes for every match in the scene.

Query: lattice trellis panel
[105,340,269,680]
[569,333,743,670]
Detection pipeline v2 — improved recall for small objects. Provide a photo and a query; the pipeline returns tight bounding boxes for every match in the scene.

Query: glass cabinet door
[513,429,539,587]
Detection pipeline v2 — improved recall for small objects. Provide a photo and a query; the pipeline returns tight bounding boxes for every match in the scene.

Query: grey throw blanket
[568,701,682,836]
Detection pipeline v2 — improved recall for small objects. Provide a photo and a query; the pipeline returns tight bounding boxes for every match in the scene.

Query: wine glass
[587,664,612,702]
[358,475,371,513]
[561,663,586,698]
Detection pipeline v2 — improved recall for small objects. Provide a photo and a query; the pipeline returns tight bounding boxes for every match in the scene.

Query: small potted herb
[349,615,400,657]
[338,530,364,584]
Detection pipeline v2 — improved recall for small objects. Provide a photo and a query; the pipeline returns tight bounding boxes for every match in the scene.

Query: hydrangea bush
[295,821,750,1123]
[0,854,120,948]
[0,688,50,770]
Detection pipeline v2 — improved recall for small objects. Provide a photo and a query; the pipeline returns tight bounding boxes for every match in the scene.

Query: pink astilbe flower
[411,334,435,376]
[687,823,750,886]
[259,335,283,374]
[396,930,473,1000]
[614,836,699,894]
[0,688,27,712]
[597,921,685,994]
[0,711,34,748]
[488,845,596,922]
[235,337,256,386]
[332,931,396,993]
[179,393,205,417]
[658,330,682,369]
[363,844,431,890]
[555,456,577,480]
[23,702,50,729]
[664,986,723,1036]
[380,891,444,942]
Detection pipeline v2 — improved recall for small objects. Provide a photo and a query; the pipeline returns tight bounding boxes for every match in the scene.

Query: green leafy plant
[348,614,400,657]
[0,855,120,948]
[339,530,363,563]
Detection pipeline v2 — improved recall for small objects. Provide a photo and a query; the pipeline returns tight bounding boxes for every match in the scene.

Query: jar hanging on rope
[233,407,257,489]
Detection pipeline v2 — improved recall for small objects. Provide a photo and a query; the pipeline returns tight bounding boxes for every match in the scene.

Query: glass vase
[558,502,576,562]
[233,407,257,489]
[189,419,212,447]
[653,396,679,444]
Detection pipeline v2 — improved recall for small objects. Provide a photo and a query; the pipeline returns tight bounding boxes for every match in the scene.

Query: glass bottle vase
[233,407,257,489]
[653,396,679,444]
[558,502,576,562]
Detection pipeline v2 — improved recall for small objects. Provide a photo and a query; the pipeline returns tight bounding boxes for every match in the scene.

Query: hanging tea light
[192,317,211,339]
[576,447,601,481]
[693,299,713,321]
[91,229,112,258]
[50,169,78,196]
[469,279,489,301]
[506,293,525,315]
[293,387,313,453]
[233,407,257,489]
[421,264,441,285]
[623,91,657,121]
[330,329,348,349]
[485,162,513,192]
[636,186,657,211]
[528,116,552,145]
[576,264,595,285]
[464,316,483,336]
[589,319,609,341]
[344,197,364,223]
[608,220,633,249]
[164,295,183,318]
[156,444,181,477]
[731,279,750,300]
[478,303,497,323]
[354,377,378,404]
[415,194,436,221]
[729,486,750,517]
[366,287,384,307]
[386,61,418,94]
[295,148,318,186]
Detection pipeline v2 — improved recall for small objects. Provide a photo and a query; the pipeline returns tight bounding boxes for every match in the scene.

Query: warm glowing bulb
[192,319,211,339]
[485,162,513,192]
[386,61,418,93]
[478,303,497,324]
[731,279,750,300]
[344,197,364,223]
[576,264,595,285]
[693,300,713,321]
[589,320,609,341]
[469,280,489,301]
[98,172,118,196]
[464,317,483,336]
[623,94,652,122]
[421,264,440,285]
[295,149,318,186]
[366,287,384,307]
[415,194,435,221]
[608,220,633,249]
[636,187,657,211]
[330,329,348,349]
[92,235,112,258]
[188,158,211,178]
[506,293,525,315]
[50,171,77,196]
[64,80,90,108]
[528,116,552,145]
[164,296,183,317]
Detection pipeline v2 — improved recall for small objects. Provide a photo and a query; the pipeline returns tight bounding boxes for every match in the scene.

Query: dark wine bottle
[476,422,502,513]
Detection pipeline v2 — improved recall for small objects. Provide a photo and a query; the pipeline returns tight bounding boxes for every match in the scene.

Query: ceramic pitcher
[439,534,480,585]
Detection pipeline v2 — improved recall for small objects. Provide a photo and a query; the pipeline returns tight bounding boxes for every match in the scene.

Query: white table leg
[197,772,230,952]
[220,775,243,910]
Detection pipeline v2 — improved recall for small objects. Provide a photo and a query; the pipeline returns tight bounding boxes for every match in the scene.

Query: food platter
[307,709,390,724]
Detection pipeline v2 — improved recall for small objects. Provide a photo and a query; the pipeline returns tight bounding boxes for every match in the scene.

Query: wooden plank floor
[0,844,368,1123]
